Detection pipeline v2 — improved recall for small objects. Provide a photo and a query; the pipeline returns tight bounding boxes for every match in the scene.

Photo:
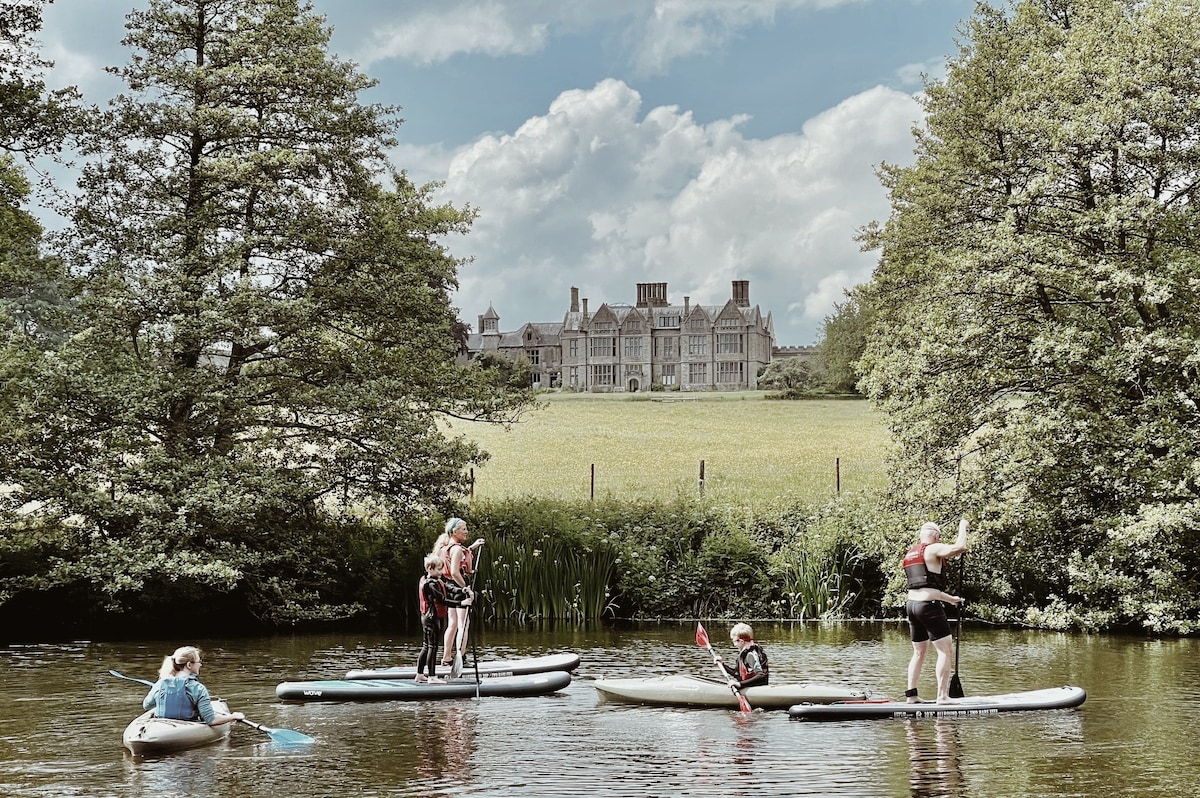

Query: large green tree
[0,0,531,626]
[857,0,1200,632]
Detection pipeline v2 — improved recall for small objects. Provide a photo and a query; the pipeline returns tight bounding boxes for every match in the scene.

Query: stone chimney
[582,298,589,322]
[732,279,749,307]
[570,286,579,313]
[636,282,668,308]
[684,296,690,317]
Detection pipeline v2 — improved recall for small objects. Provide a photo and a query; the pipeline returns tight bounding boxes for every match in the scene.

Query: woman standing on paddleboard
[902,519,968,704]
[438,518,484,673]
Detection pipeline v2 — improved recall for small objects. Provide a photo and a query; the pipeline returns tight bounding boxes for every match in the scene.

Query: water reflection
[906,718,965,798]
[123,747,220,798]
[412,704,477,796]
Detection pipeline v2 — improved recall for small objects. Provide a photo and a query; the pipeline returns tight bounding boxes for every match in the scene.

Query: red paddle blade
[736,692,752,713]
[695,622,710,648]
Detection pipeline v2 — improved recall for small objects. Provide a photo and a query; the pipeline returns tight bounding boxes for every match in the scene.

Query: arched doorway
[627,378,640,393]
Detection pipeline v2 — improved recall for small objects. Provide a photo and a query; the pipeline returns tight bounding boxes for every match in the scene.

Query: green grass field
[446,391,893,506]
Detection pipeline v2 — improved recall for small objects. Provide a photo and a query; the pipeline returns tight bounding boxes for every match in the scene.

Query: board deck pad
[345,653,580,681]
[788,685,1086,721]
[277,670,572,702]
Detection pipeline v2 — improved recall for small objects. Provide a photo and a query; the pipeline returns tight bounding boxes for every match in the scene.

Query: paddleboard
[276,670,572,702]
[788,685,1087,721]
[345,652,580,680]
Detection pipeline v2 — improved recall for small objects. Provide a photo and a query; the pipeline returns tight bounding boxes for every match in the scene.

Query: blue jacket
[142,674,216,723]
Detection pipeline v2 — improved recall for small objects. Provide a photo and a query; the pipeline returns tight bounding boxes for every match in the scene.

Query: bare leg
[907,640,929,701]
[455,609,470,661]
[441,613,459,664]
[931,635,956,702]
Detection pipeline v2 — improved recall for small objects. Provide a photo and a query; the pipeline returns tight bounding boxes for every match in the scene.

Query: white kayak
[593,675,868,709]
[122,699,232,755]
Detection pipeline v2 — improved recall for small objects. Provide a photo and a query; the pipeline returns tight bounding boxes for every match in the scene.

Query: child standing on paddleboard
[416,554,473,683]
[713,623,770,689]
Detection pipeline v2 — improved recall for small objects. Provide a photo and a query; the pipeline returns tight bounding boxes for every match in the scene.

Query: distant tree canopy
[814,292,871,395]
[0,0,533,630]
[857,0,1200,633]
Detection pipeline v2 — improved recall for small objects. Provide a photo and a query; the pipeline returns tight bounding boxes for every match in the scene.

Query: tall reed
[478,532,619,622]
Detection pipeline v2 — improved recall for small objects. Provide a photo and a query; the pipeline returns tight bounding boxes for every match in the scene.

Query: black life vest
[902,542,947,590]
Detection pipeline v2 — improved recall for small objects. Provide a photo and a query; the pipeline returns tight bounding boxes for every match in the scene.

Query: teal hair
[444,517,464,536]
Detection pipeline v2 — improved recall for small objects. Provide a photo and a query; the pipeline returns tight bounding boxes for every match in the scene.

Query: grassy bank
[450,392,892,506]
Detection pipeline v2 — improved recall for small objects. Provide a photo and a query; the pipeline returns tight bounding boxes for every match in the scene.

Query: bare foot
[906,696,927,704]
[936,697,960,705]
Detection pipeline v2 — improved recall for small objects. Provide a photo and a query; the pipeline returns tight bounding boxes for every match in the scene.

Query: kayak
[592,675,868,709]
[788,685,1087,721]
[122,699,232,755]
[276,670,572,702]
[345,652,581,681]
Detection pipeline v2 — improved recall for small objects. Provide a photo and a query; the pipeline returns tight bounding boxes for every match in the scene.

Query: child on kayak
[142,646,244,726]
[416,554,474,683]
[713,623,769,689]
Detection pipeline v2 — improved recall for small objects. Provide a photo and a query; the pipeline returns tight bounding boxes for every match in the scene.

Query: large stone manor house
[465,280,777,392]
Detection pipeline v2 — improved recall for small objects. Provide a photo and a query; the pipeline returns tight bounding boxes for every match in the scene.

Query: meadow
[447,391,894,506]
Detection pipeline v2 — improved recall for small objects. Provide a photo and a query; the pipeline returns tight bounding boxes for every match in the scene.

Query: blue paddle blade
[267,727,315,745]
[238,717,315,744]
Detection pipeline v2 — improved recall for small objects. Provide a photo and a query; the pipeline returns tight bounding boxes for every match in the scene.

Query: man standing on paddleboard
[902,519,968,704]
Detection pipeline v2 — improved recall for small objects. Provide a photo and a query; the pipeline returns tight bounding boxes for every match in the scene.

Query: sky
[35,0,979,346]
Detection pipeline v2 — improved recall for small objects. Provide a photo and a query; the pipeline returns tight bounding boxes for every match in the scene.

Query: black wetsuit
[417,575,471,677]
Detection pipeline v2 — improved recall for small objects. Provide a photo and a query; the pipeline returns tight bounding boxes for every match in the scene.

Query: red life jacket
[902,542,947,590]
[418,575,449,619]
[443,542,473,580]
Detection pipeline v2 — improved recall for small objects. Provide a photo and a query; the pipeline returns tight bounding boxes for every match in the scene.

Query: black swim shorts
[906,599,952,643]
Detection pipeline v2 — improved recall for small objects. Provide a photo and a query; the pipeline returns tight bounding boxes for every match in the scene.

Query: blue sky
[37,0,978,345]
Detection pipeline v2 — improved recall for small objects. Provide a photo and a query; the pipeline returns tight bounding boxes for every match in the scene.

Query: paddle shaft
[950,554,966,699]
[469,544,484,697]
[695,623,752,713]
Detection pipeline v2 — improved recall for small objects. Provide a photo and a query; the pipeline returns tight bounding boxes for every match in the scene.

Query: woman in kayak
[438,517,484,673]
[416,553,474,683]
[142,646,244,726]
[713,623,769,689]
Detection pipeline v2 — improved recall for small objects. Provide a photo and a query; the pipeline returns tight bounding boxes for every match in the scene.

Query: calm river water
[1,621,1196,797]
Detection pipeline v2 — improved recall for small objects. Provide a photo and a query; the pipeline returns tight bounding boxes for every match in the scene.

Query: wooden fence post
[590,463,595,501]
[698,459,705,497]
[835,457,841,494]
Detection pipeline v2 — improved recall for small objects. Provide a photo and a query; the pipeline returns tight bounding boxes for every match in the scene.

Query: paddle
[108,669,314,744]
[695,623,752,713]
[949,555,966,699]
[453,540,485,679]
[469,543,485,698]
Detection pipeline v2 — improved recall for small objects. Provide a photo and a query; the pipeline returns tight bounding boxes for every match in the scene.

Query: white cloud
[429,80,922,344]
[895,57,948,88]
[354,0,869,72]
